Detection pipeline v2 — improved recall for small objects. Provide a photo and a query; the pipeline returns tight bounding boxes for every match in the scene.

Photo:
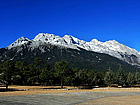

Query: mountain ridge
[6,33,140,66]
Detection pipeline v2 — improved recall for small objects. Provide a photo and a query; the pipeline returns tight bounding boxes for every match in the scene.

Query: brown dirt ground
[78,95,140,105]
[1,86,140,97]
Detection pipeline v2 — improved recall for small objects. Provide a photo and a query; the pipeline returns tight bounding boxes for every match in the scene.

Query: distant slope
[0,43,139,72]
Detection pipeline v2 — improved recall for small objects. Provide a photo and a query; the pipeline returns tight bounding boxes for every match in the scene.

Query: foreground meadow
[1,86,140,105]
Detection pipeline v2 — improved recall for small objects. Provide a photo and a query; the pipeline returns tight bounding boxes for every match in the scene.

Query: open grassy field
[1,86,140,105]
[78,95,140,105]
[1,85,140,97]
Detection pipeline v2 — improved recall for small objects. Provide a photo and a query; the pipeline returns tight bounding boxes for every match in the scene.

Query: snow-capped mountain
[8,37,31,49]
[7,33,140,65]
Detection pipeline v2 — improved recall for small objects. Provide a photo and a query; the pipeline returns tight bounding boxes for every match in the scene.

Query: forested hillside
[0,59,140,89]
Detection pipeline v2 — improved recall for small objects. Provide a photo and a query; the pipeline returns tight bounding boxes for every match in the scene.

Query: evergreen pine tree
[117,65,126,86]
[126,72,134,86]
[55,61,69,88]
[104,67,114,87]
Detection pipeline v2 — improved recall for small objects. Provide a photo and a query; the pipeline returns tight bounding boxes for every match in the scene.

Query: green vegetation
[55,61,69,88]
[0,45,139,73]
[104,68,114,87]
[0,58,140,89]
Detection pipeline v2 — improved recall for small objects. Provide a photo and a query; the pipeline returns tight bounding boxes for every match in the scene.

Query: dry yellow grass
[1,86,140,97]
[6,85,78,90]
[79,95,140,105]
[0,85,79,97]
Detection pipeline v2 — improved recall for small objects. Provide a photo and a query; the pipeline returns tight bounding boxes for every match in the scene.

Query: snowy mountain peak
[90,39,102,44]
[7,33,140,65]
[18,36,28,40]
[89,39,103,46]
[33,33,61,42]
[63,35,72,38]
[16,36,30,41]
[63,35,77,44]
[8,37,31,49]
[105,40,120,44]
[91,39,98,42]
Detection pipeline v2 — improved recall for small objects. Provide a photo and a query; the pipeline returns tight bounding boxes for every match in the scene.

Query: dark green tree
[34,58,44,67]
[134,71,140,85]
[63,68,75,86]
[33,58,44,84]
[117,65,126,86]
[14,61,29,84]
[27,64,38,85]
[0,60,15,89]
[39,62,53,85]
[104,68,114,87]
[126,72,134,86]
[97,71,105,86]
[74,69,88,87]
[55,61,69,88]
[87,70,97,87]
[71,68,81,87]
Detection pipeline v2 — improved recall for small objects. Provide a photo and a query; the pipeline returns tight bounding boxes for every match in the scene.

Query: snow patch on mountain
[7,33,140,65]
[8,37,31,49]
[32,33,78,49]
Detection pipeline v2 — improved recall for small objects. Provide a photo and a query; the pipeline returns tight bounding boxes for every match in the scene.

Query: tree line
[0,58,140,89]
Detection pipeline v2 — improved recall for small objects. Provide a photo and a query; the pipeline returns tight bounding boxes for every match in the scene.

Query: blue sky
[0,0,140,51]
